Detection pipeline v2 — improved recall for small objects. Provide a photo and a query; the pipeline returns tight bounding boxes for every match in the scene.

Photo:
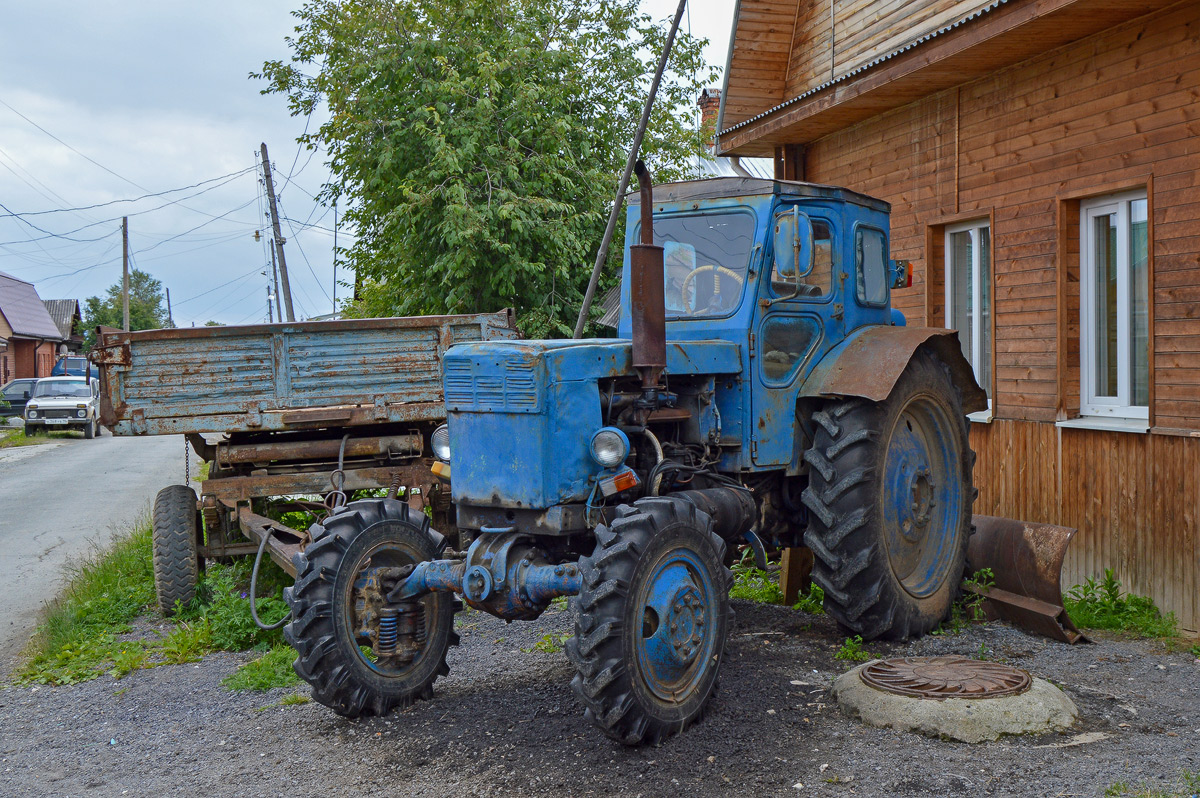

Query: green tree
[82,269,166,348]
[257,0,716,336]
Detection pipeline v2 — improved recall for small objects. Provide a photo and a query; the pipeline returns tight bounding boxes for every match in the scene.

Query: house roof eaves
[719,0,1008,137]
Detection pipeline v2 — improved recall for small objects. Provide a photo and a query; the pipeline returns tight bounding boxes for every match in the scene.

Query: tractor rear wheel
[802,349,973,640]
[285,499,458,717]
[567,497,732,745]
[152,485,201,615]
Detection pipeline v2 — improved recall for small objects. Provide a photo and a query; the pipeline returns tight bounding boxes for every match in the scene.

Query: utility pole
[165,287,175,328]
[332,201,338,315]
[266,282,274,323]
[260,142,295,322]
[122,217,130,331]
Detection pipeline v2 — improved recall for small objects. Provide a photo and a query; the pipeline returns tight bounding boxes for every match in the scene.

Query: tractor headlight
[589,427,630,469]
[431,424,450,461]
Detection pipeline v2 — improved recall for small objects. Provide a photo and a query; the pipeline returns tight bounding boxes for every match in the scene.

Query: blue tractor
[284,165,986,743]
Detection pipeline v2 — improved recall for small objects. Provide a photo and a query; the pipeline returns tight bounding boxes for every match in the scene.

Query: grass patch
[17,522,156,685]
[1064,569,1178,639]
[932,568,996,636]
[0,426,79,448]
[834,635,871,663]
[793,583,824,615]
[730,550,784,604]
[523,633,571,654]
[16,518,296,687]
[222,645,301,691]
[1104,770,1200,797]
[280,693,310,706]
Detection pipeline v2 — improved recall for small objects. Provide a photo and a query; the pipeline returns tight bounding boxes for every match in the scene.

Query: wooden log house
[716,0,1200,633]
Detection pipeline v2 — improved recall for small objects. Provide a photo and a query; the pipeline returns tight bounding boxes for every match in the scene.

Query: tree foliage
[257,0,717,336]
[81,268,166,349]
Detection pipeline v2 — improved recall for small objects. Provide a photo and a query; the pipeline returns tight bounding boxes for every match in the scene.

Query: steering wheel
[681,265,745,314]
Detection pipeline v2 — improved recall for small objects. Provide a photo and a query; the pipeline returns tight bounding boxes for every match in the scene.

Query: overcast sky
[0,0,736,328]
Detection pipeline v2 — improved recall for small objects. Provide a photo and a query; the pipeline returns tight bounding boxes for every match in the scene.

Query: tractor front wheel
[567,497,732,745]
[802,349,973,640]
[285,499,458,717]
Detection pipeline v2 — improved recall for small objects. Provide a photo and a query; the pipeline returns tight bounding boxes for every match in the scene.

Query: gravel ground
[1,601,1197,798]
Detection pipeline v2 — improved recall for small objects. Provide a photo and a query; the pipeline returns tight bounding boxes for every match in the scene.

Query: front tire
[567,497,732,745]
[152,485,201,615]
[285,499,458,717]
[802,349,973,640]
[83,419,95,439]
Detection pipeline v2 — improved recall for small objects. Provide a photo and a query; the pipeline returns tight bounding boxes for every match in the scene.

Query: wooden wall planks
[971,421,1199,634]
[780,2,1200,633]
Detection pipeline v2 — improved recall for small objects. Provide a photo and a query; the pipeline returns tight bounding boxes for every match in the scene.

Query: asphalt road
[0,428,194,667]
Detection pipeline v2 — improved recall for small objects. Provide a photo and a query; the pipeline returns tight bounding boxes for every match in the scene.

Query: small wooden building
[716,0,1200,633]
[0,271,62,383]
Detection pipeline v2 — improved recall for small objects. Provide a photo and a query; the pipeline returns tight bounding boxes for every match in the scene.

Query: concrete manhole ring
[860,656,1032,699]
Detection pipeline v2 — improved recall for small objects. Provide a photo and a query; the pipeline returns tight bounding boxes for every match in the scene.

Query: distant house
[716,0,1200,633]
[43,299,85,354]
[0,271,63,383]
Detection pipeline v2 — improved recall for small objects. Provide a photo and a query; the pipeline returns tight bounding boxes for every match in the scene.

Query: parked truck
[282,166,987,744]
[92,311,519,613]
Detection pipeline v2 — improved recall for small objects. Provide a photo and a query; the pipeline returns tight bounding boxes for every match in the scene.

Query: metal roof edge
[719,0,1009,137]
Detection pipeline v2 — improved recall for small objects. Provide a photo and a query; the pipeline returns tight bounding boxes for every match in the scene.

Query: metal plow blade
[965,515,1087,644]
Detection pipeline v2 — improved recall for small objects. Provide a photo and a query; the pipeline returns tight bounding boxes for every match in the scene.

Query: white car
[24,376,102,439]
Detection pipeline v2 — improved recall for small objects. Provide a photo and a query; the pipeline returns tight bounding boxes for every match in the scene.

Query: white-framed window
[1080,191,1149,420]
[944,220,992,419]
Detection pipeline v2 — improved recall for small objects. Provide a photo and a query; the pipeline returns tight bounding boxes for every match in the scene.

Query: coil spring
[377,609,399,656]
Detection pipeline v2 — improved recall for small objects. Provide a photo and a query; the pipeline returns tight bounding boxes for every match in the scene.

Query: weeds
[18,518,297,687]
[1103,770,1200,797]
[932,568,995,636]
[523,633,572,654]
[793,584,825,615]
[834,635,871,663]
[222,645,301,691]
[1064,569,1178,638]
[17,522,155,685]
[730,550,784,604]
[1189,643,1200,659]
[0,427,79,448]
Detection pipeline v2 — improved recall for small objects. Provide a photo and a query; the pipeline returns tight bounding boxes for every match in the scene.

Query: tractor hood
[443,337,740,512]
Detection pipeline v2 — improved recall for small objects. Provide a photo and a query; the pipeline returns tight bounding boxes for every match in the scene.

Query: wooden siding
[778,1,1200,631]
[971,421,1200,634]
[721,0,798,129]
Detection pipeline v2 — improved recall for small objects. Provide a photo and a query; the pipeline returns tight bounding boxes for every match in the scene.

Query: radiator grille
[444,358,540,412]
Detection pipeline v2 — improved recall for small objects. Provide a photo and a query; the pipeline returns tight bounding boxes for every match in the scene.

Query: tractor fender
[798,325,987,414]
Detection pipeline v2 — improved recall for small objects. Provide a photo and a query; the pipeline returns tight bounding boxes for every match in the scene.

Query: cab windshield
[646,212,755,319]
[34,380,92,398]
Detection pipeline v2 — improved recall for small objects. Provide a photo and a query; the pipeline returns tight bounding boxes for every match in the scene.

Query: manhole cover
[860,656,1032,699]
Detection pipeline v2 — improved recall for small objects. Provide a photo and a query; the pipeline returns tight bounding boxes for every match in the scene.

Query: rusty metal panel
[798,325,987,413]
[966,514,1086,644]
[94,311,517,435]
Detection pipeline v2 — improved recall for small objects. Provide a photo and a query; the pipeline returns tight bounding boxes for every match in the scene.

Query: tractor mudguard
[798,325,987,413]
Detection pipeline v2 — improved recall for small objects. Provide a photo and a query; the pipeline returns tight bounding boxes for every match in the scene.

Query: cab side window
[771,218,833,299]
[855,227,888,306]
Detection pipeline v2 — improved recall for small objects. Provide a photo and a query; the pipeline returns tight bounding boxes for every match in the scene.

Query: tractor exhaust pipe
[629,160,665,399]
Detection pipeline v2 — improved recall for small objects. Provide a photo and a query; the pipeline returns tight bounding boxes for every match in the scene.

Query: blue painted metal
[387,532,582,620]
[92,311,519,435]
[636,547,719,702]
[444,338,740,508]
[444,177,983,525]
[878,396,965,597]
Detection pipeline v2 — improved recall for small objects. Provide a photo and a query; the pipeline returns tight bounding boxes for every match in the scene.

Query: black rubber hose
[250,528,290,630]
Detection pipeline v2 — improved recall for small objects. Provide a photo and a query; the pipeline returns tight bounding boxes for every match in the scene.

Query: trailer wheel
[285,499,458,718]
[152,485,201,615]
[567,497,731,745]
[802,348,973,640]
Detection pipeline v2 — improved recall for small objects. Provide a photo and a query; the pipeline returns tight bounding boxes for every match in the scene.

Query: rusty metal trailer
[92,311,519,613]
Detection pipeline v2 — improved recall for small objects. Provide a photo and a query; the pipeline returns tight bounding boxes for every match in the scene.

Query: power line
[0,95,148,191]
[0,166,257,219]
